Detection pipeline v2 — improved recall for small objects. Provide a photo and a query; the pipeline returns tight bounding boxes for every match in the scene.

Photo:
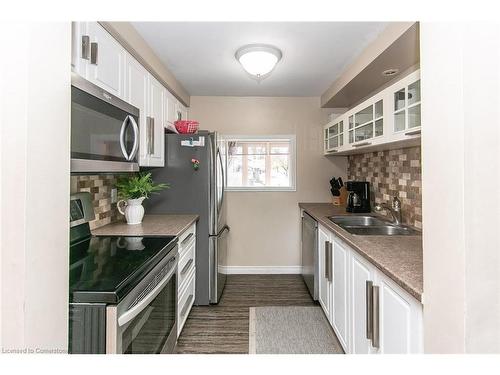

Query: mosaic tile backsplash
[70,174,123,230]
[347,146,422,228]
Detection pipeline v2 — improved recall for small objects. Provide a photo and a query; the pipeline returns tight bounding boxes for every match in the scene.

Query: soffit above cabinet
[321,22,419,108]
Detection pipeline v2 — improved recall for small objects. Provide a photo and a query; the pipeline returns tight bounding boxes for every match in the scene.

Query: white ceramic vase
[117,197,145,225]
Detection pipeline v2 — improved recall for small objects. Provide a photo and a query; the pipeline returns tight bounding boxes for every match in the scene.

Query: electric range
[68,192,179,354]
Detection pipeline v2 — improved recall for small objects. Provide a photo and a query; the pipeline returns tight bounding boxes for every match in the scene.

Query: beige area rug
[249,306,344,354]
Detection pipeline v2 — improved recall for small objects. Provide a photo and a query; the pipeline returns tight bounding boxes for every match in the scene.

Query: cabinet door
[87,22,126,99]
[165,91,178,124]
[350,251,376,354]
[175,102,187,121]
[318,226,331,321]
[392,73,421,134]
[377,275,423,354]
[125,55,148,165]
[332,238,349,350]
[71,22,88,77]
[146,75,165,167]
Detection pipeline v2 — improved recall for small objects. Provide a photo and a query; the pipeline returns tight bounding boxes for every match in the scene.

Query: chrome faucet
[374,196,402,225]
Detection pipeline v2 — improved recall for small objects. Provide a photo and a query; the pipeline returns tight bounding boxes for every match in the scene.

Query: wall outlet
[111,188,118,204]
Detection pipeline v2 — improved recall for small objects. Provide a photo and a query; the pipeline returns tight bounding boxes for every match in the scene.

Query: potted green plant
[116,172,169,225]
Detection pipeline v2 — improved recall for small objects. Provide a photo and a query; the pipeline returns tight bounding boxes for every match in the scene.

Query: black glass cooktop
[69,235,177,304]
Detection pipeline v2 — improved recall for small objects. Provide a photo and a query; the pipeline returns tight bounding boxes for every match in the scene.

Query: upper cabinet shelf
[324,70,421,156]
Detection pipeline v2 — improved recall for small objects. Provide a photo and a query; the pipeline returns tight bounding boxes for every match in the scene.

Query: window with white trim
[222,135,296,191]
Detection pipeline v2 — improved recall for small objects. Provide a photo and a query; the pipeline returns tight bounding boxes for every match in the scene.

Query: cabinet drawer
[178,241,196,291]
[178,223,196,256]
[177,268,195,337]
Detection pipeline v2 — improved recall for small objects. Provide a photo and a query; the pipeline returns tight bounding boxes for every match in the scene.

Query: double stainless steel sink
[328,215,420,236]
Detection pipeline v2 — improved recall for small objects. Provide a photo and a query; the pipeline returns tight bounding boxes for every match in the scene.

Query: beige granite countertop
[92,214,199,237]
[299,203,423,302]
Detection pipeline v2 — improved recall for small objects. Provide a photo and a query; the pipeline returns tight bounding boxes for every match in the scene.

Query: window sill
[225,187,296,192]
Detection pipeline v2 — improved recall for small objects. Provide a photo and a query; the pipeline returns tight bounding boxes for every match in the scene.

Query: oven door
[106,249,178,354]
[71,73,140,172]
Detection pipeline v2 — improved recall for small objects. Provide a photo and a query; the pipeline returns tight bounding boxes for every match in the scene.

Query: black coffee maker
[345,181,371,213]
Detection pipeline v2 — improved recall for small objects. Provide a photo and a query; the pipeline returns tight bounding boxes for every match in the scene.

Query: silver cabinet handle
[90,42,98,65]
[405,129,421,136]
[366,280,373,340]
[181,259,194,275]
[81,35,90,60]
[352,141,371,148]
[372,285,380,348]
[181,233,194,245]
[181,295,194,318]
[324,241,329,280]
[328,242,333,283]
[146,117,155,155]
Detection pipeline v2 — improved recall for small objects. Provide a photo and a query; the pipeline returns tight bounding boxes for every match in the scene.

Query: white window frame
[221,134,297,192]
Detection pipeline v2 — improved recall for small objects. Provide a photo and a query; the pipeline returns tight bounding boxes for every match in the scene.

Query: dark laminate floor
[175,274,319,354]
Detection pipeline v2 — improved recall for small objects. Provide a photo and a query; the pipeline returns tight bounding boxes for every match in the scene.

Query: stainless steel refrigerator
[145,131,229,305]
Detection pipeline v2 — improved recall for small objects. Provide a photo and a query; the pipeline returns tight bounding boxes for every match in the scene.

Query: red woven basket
[174,120,199,134]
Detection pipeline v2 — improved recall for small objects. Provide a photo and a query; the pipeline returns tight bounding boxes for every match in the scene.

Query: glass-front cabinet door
[348,99,383,145]
[324,118,344,153]
[393,78,421,133]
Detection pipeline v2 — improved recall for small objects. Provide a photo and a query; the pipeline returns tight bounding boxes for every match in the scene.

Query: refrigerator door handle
[216,225,230,237]
[217,147,225,211]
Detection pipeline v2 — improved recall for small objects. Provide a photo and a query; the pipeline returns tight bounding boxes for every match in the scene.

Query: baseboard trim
[220,266,302,275]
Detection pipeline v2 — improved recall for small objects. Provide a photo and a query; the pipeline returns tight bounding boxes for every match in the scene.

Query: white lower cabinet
[318,226,332,321]
[350,251,376,354]
[177,223,197,338]
[317,224,423,354]
[332,238,349,350]
[377,274,423,353]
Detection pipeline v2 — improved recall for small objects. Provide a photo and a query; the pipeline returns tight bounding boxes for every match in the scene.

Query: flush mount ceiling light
[235,44,282,81]
[382,68,399,77]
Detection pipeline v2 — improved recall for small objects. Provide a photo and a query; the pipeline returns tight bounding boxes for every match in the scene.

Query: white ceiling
[132,22,388,97]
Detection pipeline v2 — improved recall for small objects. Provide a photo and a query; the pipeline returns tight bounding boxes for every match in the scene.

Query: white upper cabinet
[86,22,126,99]
[176,101,188,121]
[124,55,149,165]
[165,90,178,125]
[71,22,193,168]
[323,116,346,153]
[145,75,166,167]
[71,22,89,78]
[324,69,421,155]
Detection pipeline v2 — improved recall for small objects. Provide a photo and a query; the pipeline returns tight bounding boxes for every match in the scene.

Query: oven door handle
[117,265,176,327]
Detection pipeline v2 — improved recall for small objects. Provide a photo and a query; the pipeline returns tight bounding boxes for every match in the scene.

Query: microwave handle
[119,115,139,161]
[128,116,139,161]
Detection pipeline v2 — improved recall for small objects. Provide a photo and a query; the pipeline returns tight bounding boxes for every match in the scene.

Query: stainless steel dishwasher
[301,212,318,300]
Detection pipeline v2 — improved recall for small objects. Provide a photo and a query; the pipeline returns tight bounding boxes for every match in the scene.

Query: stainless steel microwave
[71,73,140,173]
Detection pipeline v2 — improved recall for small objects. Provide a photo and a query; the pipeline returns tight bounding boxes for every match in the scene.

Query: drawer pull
[181,232,194,245]
[372,285,380,348]
[181,295,194,317]
[181,259,194,275]
[366,280,373,340]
